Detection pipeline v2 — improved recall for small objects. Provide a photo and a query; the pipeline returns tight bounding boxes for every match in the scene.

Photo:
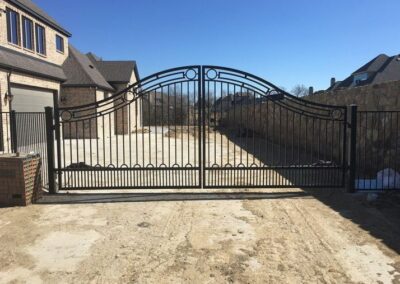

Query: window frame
[35,23,46,55]
[55,34,64,53]
[6,8,21,46]
[22,16,34,51]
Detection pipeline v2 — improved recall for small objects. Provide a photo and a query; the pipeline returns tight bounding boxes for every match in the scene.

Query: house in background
[60,45,141,138]
[0,0,70,113]
[327,54,400,91]
[0,0,70,151]
[0,0,141,150]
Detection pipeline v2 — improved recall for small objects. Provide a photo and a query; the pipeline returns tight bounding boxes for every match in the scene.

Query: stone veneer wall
[221,100,345,167]
[222,80,400,180]
[305,80,400,111]
[305,81,400,178]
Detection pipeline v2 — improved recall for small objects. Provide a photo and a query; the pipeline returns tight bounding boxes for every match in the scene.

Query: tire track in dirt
[242,195,352,283]
[286,197,400,284]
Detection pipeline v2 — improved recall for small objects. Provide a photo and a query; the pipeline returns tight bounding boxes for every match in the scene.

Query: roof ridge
[69,46,97,86]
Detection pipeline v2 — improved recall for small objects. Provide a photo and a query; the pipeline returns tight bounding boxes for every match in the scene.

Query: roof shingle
[87,53,138,83]
[328,54,400,90]
[0,45,66,81]
[62,46,114,91]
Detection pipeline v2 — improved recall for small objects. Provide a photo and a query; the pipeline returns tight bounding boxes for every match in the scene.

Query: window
[353,73,368,85]
[6,8,20,45]
[22,17,34,50]
[35,24,46,55]
[56,35,64,53]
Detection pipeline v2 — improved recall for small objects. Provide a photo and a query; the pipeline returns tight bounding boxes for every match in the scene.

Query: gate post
[45,107,56,194]
[53,90,62,192]
[10,110,18,153]
[347,104,357,193]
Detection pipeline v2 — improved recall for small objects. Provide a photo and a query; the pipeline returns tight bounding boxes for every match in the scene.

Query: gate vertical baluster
[10,110,18,153]
[347,104,357,193]
[53,91,62,192]
[201,66,205,188]
[45,107,56,194]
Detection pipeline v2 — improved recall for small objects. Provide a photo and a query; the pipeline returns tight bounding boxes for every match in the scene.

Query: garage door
[11,86,54,112]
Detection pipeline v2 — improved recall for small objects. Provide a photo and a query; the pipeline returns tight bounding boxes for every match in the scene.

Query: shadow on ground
[36,127,400,255]
[38,190,310,204]
[219,128,400,255]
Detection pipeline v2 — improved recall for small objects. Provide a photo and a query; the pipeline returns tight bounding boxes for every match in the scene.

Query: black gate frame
[47,65,350,192]
[201,66,348,189]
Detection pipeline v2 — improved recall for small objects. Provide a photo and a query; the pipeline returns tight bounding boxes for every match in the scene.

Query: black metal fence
[0,111,49,189]
[355,110,400,190]
[0,70,398,193]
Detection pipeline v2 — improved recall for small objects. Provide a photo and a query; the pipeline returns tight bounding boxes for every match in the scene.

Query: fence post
[53,90,62,192]
[347,104,357,193]
[45,107,56,194]
[10,110,18,153]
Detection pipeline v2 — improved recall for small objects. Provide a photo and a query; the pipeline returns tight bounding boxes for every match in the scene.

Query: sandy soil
[1,127,400,283]
[0,188,399,284]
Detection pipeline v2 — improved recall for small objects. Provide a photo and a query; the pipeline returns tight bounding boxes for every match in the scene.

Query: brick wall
[60,87,97,139]
[0,154,42,206]
[111,71,142,135]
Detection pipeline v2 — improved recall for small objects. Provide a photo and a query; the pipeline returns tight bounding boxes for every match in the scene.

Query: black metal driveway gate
[49,66,348,191]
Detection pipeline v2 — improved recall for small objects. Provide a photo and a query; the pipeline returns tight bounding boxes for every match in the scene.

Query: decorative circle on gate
[60,110,72,121]
[185,69,197,80]
[206,69,218,80]
[126,90,136,102]
[330,109,343,120]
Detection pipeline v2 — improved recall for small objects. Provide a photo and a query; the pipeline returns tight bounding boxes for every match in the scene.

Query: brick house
[0,0,141,149]
[327,53,400,91]
[60,45,141,138]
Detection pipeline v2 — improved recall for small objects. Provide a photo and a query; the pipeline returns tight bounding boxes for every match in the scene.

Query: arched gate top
[58,65,346,122]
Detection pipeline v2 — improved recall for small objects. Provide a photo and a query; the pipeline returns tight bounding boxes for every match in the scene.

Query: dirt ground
[0,188,399,284]
[2,128,400,283]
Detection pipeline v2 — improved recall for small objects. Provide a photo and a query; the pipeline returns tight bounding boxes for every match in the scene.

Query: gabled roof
[62,46,114,91]
[0,45,66,81]
[87,53,139,83]
[353,54,389,74]
[7,0,71,37]
[328,54,400,90]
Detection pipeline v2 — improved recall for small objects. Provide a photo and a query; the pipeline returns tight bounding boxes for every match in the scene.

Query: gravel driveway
[0,188,399,283]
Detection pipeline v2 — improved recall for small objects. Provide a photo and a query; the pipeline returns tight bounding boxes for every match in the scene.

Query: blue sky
[36,0,400,91]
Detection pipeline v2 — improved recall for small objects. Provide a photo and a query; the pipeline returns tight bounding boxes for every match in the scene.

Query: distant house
[60,45,141,138]
[0,0,141,149]
[210,92,258,126]
[328,54,400,91]
[141,92,193,126]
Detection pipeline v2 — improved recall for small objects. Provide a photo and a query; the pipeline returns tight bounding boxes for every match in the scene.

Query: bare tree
[291,84,308,97]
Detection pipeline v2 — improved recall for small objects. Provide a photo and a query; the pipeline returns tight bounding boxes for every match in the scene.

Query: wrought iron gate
[51,65,347,190]
[202,66,347,188]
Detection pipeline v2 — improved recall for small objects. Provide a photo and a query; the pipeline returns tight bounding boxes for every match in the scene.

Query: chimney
[330,77,336,87]
[308,86,314,96]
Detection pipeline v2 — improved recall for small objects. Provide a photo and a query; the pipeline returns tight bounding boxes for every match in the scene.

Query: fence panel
[0,112,49,189]
[0,112,12,153]
[356,111,400,190]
